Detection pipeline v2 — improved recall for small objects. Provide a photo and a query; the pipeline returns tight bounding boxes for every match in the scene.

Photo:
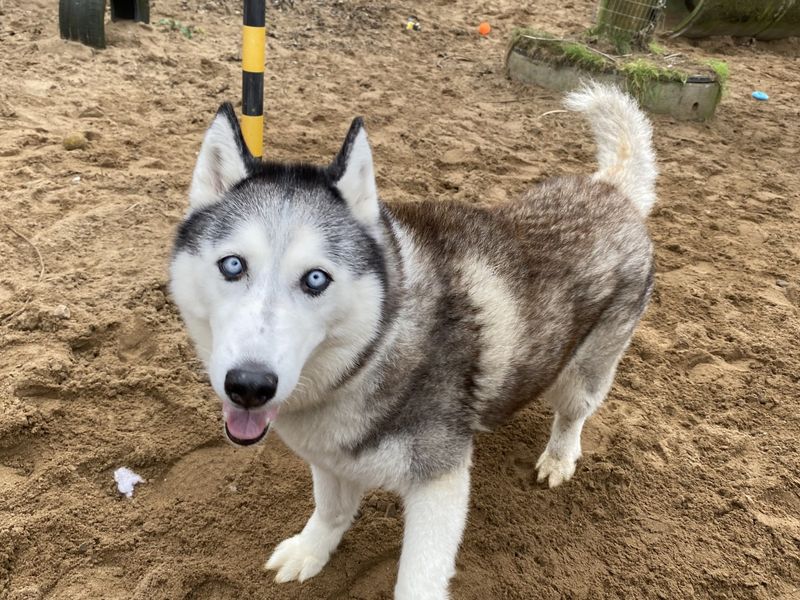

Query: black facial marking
[331,209,400,390]
[328,117,365,183]
[216,102,258,174]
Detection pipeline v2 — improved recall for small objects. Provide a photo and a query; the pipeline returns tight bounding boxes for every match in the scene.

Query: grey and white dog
[170,83,656,599]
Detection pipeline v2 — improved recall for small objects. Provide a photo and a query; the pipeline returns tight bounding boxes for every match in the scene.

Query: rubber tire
[58,0,106,49]
[110,0,149,23]
[58,0,70,40]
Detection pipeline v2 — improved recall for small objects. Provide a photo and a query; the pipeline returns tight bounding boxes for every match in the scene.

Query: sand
[1,0,799,598]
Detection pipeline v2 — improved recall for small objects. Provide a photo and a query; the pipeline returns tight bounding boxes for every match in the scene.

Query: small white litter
[113,467,144,498]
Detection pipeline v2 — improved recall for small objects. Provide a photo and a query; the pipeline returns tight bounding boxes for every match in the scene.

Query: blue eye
[301,269,331,295]
[218,255,246,280]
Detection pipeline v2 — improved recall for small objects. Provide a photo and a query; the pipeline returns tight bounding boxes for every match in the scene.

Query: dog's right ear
[328,117,380,230]
[188,103,254,210]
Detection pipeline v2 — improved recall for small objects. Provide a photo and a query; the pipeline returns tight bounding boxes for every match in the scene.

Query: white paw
[264,534,330,583]
[536,449,578,488]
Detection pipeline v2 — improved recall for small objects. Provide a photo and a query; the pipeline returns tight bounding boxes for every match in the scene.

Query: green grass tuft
[508,27,556,51]
[157,18,196,39]
[704,58,730,102]
[705,59,730,86]
[508,29,612,73]
[648,41,666,55]
[620,58,688,100]
[562,43,608,70]
[621,59,659,98]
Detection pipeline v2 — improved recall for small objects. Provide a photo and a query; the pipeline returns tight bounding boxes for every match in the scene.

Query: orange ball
[478,22,491,36]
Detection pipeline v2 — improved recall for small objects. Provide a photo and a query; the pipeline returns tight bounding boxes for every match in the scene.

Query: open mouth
[222,403,278,447]
[225,421,269,446]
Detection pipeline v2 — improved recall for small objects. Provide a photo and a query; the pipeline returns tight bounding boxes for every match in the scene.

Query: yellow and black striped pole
[242,0,265,158]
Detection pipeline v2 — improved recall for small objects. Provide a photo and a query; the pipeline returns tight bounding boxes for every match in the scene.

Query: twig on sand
[538,109,568,119]
[436,54,475,68]
[1,225,45,323]
[7,225,44,281]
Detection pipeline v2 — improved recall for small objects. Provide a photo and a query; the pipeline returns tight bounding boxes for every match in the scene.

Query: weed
[562,43,608,71]
[157,18,196,39]
[620,58,687,100]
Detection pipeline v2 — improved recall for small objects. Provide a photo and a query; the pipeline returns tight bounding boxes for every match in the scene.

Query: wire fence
[596,0,666,43]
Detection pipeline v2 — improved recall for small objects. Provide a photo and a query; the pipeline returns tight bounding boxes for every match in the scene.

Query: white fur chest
[273,408,413,493]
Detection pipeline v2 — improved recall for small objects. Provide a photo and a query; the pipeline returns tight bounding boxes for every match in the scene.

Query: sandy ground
[1,0,799,598]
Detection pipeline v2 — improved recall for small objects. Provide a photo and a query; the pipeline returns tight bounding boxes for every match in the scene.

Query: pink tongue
[225,408,269,441]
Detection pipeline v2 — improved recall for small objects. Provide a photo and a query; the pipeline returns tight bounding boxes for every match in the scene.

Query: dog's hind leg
[536,316,639,488]
[265,465,365,583]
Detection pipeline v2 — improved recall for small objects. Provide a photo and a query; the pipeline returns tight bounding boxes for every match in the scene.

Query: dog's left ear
[329,117,380,228]
[189,103,254,210]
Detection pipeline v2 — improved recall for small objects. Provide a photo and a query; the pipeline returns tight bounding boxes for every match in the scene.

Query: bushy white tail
[564,83,657,217]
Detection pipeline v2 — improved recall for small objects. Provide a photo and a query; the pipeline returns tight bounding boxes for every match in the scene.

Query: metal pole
[242,0,265,158]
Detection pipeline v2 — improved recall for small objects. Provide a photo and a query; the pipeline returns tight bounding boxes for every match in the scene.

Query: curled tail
[564,83,657,217]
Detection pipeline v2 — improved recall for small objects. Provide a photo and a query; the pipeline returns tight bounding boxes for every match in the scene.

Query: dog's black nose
[224,368,278,409]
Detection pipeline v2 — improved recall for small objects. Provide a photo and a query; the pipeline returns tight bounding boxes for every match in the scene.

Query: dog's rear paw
[535,450,577,488]
[265,535,329,583]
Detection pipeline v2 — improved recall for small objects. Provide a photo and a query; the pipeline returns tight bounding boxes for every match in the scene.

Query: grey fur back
[348,175,653,479]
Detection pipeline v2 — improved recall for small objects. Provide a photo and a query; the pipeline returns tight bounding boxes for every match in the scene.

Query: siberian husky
[169,83,656,599]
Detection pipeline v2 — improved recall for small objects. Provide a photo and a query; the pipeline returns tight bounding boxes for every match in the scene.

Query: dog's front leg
[266,465,365,583]
[395,453,472,600]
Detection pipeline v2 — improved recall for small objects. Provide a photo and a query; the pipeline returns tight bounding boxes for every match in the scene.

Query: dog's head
[170,104,387,446]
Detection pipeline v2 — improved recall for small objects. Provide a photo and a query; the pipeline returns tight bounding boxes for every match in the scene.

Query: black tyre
[110,0,149,23]
[58,0,72,40]
[58,0,107,49]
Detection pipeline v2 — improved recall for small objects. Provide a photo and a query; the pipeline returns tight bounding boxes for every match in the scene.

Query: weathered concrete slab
[506,49,721,121]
